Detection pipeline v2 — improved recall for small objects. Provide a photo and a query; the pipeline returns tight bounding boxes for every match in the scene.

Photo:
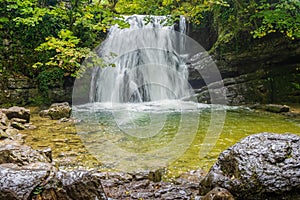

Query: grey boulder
[199,133,300,199]
[45,102,71,120]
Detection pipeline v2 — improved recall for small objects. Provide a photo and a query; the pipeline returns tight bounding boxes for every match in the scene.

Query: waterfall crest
[89,15,193,103]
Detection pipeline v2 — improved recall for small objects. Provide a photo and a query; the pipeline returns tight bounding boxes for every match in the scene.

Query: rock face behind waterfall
[199,133,300,199]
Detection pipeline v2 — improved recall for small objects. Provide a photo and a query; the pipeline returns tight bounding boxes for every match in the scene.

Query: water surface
[23,103,300,178]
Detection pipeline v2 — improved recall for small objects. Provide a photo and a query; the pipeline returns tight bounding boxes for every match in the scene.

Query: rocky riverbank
[0,105,208,199]
[1,106,300,199]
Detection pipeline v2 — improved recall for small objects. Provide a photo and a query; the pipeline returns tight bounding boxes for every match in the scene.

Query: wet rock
[0,140,51,165]
[175,170,206,190]
[99,170,201,200]
[202,187,234,200]
[11,118,27,124]
[11,122,25,130]
[39,148,52,162]
[264,104,290,113]
[47,102,71,120]
[0,124,7,132]
[251,104,291,113]
[0,129,9,139]
[131,179,150,189]
[131,170,149,181]
[0,111,8,126]
[0,163,107,200]
[199,133,300,199]
[282,111,300,118]
[39,170,107,200]
[2,106,30,123]
[0,140,107,200]
[0,109,32,132]
[23,123,37,130]
[4,128,24,141]
[39,109,50,118]
[148,169,163,182]
[59,117,70,122]
[0,162,53,200]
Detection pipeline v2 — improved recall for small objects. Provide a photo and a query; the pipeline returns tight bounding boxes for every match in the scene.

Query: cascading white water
[72,15,227,172]
[89,15,193,103]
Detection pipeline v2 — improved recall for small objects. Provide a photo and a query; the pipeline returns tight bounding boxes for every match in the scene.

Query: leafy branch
[34,29,94,77]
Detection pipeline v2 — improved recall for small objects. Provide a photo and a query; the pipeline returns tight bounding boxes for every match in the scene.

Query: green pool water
[168,108,300,177]
[23,104,300,178]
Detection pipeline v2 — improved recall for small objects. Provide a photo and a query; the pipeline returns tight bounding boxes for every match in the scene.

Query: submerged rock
[199,133,300,199]
[175,169,206,191]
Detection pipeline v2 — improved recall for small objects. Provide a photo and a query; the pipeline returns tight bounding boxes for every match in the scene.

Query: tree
[0,0,128,77]
[114,0,229,25]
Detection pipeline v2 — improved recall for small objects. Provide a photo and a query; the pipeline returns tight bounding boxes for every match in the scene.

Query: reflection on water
[72,100,225,172]
[23,103,300,178]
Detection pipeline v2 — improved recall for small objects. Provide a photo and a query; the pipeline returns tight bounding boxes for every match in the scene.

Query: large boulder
[0,163,107,200]
[199,133,300,199]
[0,162,53,200]
[0,139,107,200]
[46,102,71,120]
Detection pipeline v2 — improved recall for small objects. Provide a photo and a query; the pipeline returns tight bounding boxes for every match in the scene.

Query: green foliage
[33,186,44,195]
[250,0,300,39]
[1,0,299,83]
[34,29,94,77]
[292,67,300,91]
[293,83,300,90]
[37,67,64,96]
[0,0,61,75]
[115,0,229,25]
[0,0,128,77]
[210,0,300,53]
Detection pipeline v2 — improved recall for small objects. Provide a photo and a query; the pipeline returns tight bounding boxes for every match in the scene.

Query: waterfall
[72,15,227,172]
[89,15,193,103]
